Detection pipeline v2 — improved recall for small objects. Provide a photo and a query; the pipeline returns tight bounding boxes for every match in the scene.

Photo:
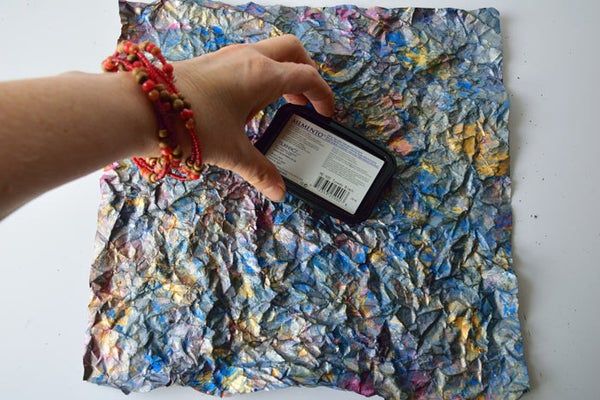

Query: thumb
[230,139,286,202]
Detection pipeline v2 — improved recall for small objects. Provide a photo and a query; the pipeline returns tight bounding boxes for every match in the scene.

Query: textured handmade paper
[84,1,529,398]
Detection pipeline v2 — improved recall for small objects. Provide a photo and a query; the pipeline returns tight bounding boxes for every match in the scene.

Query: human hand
[171,35,335,202]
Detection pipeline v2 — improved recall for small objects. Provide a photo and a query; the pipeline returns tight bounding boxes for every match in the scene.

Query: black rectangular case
[255,104,397,224]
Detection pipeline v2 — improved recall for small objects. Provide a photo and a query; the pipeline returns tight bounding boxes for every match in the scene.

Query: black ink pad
[255,104,396,224]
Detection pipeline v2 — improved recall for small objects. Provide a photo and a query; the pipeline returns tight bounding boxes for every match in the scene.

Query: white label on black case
[265,114,384,214]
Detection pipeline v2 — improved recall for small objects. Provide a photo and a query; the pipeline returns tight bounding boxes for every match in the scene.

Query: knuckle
[282,34,303,48]
[248,55,273,75]
[309,65,321,78]
[299,63,319,79]
[285,64,307,85]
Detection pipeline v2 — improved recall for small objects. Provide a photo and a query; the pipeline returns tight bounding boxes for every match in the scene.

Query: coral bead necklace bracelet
[102,40,202,182]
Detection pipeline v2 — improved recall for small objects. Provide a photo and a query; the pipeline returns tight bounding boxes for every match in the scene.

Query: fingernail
[266,183,286,202]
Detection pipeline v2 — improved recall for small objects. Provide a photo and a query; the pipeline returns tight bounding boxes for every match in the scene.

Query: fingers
[251,34,317,68]
[229,139,286,202]
[235,35,336,117]
[277,62,335,116]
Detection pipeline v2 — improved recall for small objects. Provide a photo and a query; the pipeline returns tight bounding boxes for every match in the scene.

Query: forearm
[0,72,156,217]
[0,36,335,218]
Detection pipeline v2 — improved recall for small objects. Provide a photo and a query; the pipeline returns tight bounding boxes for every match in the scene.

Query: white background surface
[1,0,598,399]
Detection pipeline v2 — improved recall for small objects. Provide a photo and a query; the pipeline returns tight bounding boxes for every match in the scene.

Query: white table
[1,0,598,398]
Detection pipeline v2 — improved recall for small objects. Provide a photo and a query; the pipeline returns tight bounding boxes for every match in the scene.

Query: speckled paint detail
[83,1,529,398]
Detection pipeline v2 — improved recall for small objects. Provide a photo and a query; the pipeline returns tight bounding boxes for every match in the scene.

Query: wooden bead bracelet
[102,40,202,182]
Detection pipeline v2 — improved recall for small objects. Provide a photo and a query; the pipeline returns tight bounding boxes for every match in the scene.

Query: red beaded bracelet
[102,40,202,182]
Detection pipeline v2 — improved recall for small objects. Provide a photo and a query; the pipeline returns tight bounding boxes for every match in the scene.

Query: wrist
[102,40,210,181]
[172,60,218,164]
[112,71,158,157]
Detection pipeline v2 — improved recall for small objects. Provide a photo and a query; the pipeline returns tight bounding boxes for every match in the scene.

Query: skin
[0,35,335,219]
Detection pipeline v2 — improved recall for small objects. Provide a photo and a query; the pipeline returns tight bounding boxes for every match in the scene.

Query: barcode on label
[313,175,350,202]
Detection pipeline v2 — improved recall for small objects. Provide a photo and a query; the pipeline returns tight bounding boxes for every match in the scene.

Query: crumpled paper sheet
[83,1,529,398]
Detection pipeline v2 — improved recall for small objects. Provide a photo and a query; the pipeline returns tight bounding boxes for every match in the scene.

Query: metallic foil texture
[84,1,530,398]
